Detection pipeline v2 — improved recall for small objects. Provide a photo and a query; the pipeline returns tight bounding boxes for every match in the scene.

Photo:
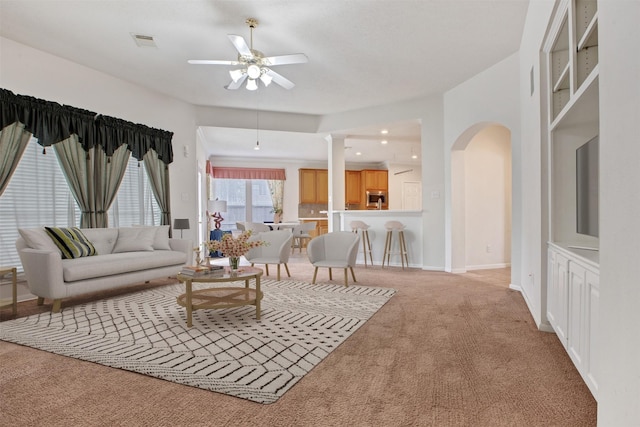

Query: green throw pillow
[44,227,97,259]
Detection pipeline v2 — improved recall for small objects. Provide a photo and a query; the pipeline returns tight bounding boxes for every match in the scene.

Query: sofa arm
[169,238,193,265]
[18,248,67,300]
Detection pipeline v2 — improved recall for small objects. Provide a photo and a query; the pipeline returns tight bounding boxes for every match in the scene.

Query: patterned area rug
[0,279,395,404]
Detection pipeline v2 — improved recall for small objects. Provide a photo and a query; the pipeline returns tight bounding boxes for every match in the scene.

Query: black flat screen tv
[576,135,599,237]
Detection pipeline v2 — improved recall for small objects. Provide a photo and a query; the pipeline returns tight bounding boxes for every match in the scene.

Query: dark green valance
[0,88,173,164]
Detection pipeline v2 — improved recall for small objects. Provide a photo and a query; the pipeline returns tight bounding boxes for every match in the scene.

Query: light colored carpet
[0,278,395,404]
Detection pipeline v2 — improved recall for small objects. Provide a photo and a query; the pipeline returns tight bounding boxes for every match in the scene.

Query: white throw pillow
[132,225,171,250]
[113,227,156,253]
[18,228,61,253]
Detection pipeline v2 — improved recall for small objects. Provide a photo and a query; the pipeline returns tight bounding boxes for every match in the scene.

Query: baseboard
[508,283,522,292]
[466,263,511,271]
[421,266,445,271]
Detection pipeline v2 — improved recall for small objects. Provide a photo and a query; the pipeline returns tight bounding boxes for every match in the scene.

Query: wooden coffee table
[176,266,263,327]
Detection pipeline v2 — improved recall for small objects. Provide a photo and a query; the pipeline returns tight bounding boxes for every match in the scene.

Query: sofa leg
[52,299,62,313]
[37,297,45,306]
[329,268,333,281]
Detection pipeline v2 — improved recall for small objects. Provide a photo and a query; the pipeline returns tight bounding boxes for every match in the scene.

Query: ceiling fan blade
[228,34,252,57]
[224,74,248,90]
[265,69,295,90]
[263,53,309,66]
[188,59,240,65]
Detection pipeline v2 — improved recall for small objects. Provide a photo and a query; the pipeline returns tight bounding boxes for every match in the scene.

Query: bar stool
[350,220,374,267]
[382,221,409,269]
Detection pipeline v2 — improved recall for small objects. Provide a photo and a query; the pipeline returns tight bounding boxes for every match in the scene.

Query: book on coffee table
[180,265,224,277]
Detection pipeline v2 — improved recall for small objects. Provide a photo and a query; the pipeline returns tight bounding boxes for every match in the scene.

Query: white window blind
[0,138,80,270]
[213,179,274,229]
[108,156,161,227]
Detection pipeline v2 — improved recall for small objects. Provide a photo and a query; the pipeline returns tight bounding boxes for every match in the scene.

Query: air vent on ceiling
[131,33,157,48]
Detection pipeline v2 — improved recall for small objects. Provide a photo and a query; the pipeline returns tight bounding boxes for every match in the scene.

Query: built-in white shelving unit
[544,0,600,400]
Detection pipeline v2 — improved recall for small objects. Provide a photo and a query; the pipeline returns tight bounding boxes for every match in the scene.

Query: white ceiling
[0,0,529,164]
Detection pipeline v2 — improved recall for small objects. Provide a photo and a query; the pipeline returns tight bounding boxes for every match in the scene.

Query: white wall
[0,37,200,245]
[387,163,423,210]
[597,1,640,424]
[443,53,521,279]
[464,125,511,269]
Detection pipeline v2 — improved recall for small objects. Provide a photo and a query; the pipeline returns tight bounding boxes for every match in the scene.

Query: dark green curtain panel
[0,88,173,164]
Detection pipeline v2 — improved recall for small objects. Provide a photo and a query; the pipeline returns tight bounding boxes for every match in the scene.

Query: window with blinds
[0,138,80,270]
[212,179,274,229]
[107,156,161,227]
[0,139,161,271]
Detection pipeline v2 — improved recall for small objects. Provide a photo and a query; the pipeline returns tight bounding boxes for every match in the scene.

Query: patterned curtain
[267,180,284,216]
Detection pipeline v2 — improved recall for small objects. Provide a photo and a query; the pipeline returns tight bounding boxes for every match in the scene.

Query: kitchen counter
[333,210,423,268]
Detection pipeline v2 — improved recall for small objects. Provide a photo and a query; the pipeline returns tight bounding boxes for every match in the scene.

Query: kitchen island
[332,210,422,268]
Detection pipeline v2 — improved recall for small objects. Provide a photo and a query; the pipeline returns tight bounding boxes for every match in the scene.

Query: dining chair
[245,230,293,281]
[307,231,360,286]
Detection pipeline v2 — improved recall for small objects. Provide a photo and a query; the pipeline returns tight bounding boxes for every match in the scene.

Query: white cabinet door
[568,262,587,371]
[547,248,569,348]
[585,270,600,397]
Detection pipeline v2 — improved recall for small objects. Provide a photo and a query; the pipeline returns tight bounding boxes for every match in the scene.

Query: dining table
[266,221,299,231]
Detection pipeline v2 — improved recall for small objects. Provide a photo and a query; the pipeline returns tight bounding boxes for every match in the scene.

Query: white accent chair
[245,230,293,281]
[307,231,360,286]
[291,222,316,253]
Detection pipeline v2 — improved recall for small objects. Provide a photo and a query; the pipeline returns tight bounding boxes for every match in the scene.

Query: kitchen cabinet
[300,219,328,238]
[362,169,388,190]
[345,170,361,205]
[299,168,328,204]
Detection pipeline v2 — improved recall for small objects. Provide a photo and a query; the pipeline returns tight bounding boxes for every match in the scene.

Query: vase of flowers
[228,256,240,271]
[205,230,266,272]
[271,207,283,224]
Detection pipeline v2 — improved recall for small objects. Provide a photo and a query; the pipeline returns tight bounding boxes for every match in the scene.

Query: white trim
[466,263,511,271]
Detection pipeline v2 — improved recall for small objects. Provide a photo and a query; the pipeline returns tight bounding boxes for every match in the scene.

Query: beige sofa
[16,225,192,312]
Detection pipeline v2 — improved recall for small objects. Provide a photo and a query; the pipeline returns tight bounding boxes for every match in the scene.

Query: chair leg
[365,231,374,267]
[344,268,348,286]
[265,264,270,276]
[251,263,255,267]
[37,297,45,306]
[329,267,333,280]
[350,267,357,282]
[277,264,281,281]
[312,267,318,284]
[284,263,291,277]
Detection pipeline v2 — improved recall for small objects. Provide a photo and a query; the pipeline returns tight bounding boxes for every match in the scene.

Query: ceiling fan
[188,18,308,91]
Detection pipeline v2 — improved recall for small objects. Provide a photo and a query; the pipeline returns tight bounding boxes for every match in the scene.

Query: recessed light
[412,154,418,159]
[380,129,389,135]
[381,140,388,145]
[356,152,362,156]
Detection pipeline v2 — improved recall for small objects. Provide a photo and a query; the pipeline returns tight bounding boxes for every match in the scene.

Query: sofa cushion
[80,228,119,255]
[61,250,187,282]
[44,227,96,259]
[113,227,156,253]
[134,225,171,250]
[18,228,60,253]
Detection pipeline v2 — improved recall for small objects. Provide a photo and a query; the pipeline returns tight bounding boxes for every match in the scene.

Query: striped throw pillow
[44,227,97,259]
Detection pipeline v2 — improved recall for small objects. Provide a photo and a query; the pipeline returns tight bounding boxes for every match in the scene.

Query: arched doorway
[449,123,512,273]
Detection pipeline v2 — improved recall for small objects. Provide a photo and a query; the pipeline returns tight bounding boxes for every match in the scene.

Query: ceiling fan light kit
[189,18,308,91]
